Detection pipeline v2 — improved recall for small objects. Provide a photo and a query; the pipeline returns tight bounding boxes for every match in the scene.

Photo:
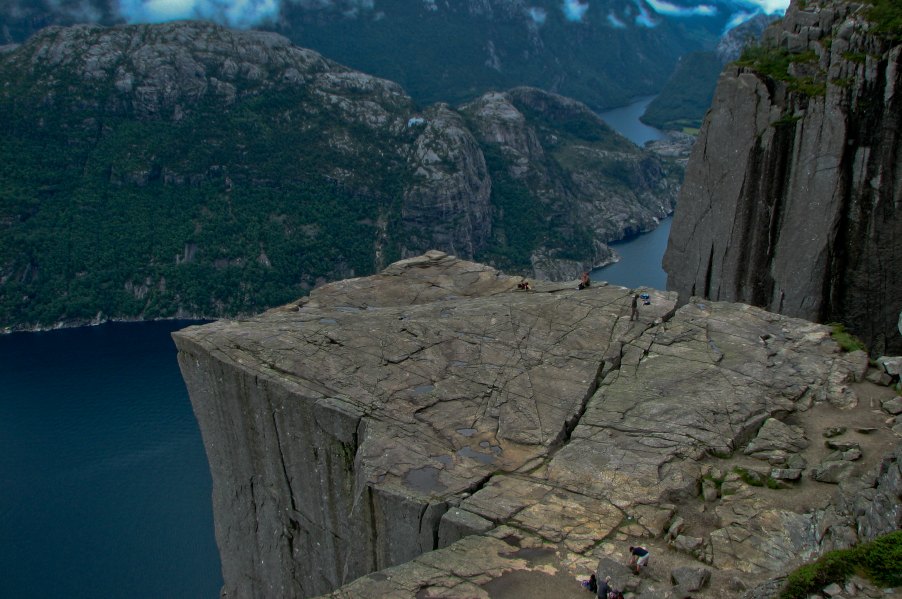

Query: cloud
[735,0,787,14]
[607,11,626,28]
[647,0,717,17]
[117,0,281,26]
[561,0,589,22]
[528,7,547,24]
[723,9,756,31]
[633,0,657,27]
[114,0,380,27]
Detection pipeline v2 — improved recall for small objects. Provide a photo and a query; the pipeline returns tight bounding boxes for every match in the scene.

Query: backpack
[607,592,624,599]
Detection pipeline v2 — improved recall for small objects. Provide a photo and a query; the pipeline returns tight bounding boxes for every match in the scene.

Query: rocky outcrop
[664,0,902,355]
[0,21,680,331]
[402,104,493,259]
[174,252,901,598]
[461,87,680,279]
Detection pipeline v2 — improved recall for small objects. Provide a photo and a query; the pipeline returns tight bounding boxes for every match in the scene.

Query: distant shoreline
[0,314,215,335]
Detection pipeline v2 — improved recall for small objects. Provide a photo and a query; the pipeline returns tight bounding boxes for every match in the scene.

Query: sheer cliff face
[663,0,902,354]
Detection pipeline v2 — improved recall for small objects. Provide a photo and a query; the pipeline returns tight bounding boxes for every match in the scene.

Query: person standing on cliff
[630,293,639,321]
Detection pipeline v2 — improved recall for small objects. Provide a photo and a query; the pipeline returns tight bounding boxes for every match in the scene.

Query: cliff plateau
[0,21,679,331]
[174,251,902,598]
[664,0,902,355]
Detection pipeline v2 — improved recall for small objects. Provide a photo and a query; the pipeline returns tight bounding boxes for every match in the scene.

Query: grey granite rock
[866,369,893,386]
[823,426,847,438]
[746,418,809,461]
[882,397,902,416]
[173,252,900,598]
[663,0,902,355]
[811,460,854,484]
[877,356,902,378]
[825,440,860,452]
[771,468,802,481]
[671,566,711,591]
[596,555,635,592]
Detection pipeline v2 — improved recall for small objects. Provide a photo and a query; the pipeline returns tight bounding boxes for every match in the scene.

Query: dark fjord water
[0,320,222,599]
[0,96,669,599]
[592,95,672,290]
[592,217,673,290]
[597,95,665,147]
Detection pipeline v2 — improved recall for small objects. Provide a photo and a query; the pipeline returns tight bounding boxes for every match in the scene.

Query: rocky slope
[0,21,679,330]
[173,251,902,598]
[664,0,902,355]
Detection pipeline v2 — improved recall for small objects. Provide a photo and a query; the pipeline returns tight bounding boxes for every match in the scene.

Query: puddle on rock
[457,446,496,465]
[403,465,447,494]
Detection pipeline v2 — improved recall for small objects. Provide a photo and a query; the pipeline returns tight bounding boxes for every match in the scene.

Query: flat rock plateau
[173,251,902,599]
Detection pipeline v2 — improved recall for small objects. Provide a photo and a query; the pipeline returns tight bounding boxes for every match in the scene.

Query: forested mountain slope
[0,21,680,330]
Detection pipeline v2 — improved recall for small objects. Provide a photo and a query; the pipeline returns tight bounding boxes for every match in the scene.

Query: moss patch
[828,322,867,353]
[780,530,902,599]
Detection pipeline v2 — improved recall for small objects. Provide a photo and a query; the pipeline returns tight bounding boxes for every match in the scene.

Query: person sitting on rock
[578,272,591,290]
[517,279,531,290]
[628,545,650,574]
[581,573,597,593]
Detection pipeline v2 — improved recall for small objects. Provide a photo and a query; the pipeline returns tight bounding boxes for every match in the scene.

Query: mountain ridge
[0,20,680,331]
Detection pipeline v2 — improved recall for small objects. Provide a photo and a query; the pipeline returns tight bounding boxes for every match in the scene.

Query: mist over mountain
[1,0,788,110]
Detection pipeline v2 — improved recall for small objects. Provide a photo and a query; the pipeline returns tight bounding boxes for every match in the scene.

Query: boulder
[823,426,847,438]
[866,369,893,386]
[877,356,902,378]
[596,556,636,593]
[811,461,854,484]
[672,534,705,558]
[825,440,859,452]
[882,397,902,416]
[671,566,712,591]
[745,418,809,461]
[771,468,802,481]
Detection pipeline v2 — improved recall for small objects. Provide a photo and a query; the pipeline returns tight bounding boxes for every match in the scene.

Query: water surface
[597,95,666,147]
[0,321,222,599]
[591,217,672,290]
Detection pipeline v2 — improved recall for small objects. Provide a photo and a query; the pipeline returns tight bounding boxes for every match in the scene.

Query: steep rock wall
[664,0,902,354]
[175,252,902,599]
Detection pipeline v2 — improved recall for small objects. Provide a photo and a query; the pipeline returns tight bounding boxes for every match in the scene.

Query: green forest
[0,72,406,327]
